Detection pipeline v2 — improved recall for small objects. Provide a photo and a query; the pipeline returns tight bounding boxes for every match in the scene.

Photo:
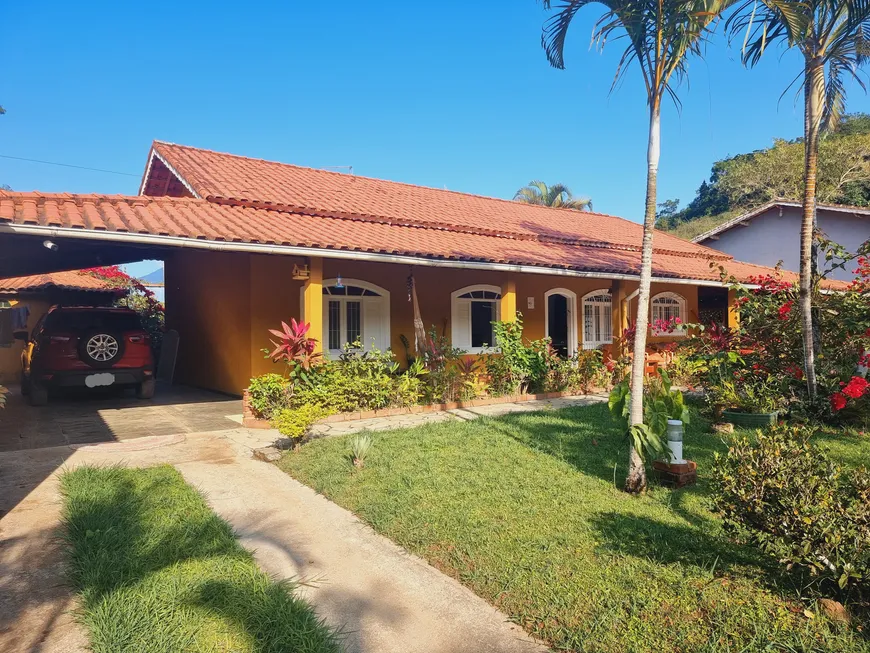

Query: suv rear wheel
[79,330,125,369]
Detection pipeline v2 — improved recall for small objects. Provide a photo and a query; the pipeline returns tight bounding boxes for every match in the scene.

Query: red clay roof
[0,269,116,293]
[0,190,833,286]
[145,141,729,260]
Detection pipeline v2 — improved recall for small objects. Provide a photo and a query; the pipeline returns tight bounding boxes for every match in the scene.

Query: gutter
[0,222,731,288]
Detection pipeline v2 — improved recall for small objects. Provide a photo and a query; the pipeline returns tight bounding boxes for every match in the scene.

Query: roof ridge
[151,140,636,222]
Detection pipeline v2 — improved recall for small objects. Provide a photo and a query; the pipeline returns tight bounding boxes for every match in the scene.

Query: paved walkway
[0,394,613,653]
[311,395,605,438]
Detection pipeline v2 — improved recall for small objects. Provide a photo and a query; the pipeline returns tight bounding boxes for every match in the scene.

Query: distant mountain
[139,267,164,284]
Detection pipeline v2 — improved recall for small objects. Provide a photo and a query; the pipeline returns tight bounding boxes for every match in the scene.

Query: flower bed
[245,316,611,436]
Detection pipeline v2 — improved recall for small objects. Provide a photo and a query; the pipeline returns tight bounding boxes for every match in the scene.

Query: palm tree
[729,0,870,400]
[541,0,731,492]
[514,180,593,209]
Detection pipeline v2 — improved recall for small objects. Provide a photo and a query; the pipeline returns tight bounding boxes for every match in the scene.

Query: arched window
[650,292,687,335]
[321,279,391,354]
[581,290,613,350]
[451,284,501,353]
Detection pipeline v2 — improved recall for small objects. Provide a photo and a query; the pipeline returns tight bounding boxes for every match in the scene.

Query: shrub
[349,433,373,468]
[568,349,608,394]
[292,341,404,412]
[690,263,870,423]
[247,373,291,419]
[608,370,689,461]
[712,424,870,593]
[421,328,469,402]
[266,319,323,377]
[272,404,333,446]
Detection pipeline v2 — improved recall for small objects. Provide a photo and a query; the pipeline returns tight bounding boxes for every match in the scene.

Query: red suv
[16,306,156,406]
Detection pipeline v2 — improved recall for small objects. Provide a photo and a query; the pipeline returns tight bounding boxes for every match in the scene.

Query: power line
[0,154,139,177]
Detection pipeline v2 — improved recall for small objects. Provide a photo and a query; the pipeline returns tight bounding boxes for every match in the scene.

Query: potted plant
[714,376,783,427]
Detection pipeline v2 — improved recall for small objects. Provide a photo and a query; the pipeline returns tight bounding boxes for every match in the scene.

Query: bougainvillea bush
[687,263,870,422]
[85,266,165,357]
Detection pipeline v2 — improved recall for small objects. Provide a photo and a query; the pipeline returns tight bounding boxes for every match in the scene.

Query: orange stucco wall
[166,250,702,395]
[165,250,255,395]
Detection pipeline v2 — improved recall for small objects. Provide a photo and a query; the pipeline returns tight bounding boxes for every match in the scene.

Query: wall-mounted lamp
[335,275,344,289]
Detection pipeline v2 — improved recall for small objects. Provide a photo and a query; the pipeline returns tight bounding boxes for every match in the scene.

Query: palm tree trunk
[625,102,661,494]
[800,58,824,399]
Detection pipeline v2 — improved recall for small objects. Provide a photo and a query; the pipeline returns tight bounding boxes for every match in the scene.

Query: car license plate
[85,372,115,388]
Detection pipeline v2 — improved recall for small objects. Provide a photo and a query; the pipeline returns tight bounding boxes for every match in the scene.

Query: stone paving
[310,395,606,438]
[0,384,242,451]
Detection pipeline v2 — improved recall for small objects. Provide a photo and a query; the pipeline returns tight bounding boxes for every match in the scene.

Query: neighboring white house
[693,201,870,282]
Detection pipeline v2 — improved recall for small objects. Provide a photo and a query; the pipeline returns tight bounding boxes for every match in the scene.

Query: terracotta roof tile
[147,141,729,261]
[0,269,116,293]
[0,190,834,287]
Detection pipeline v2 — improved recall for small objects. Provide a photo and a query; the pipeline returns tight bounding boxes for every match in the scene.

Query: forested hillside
[659,114,870,240]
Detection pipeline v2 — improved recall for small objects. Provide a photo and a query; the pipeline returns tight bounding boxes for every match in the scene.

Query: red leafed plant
[268,319,323,372]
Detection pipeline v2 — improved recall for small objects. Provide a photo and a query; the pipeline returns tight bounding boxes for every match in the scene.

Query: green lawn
[280,403,868,653]
[60,464,341,653]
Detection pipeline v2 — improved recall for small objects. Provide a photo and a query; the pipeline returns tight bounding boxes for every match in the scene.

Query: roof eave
[0,221,732,289]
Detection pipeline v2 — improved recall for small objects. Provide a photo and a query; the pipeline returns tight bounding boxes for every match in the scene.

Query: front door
[547,293,570,357]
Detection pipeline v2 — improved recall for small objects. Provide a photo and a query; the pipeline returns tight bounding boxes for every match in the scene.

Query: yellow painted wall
[166,250,706,395]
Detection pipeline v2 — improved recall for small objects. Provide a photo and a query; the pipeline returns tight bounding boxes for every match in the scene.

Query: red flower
[785,364,804,380]
[842,376,870,399]
[778,301,793,320]
[830,392,848,411]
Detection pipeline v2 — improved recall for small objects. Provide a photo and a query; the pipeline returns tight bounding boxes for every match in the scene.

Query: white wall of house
[701,205,870,281]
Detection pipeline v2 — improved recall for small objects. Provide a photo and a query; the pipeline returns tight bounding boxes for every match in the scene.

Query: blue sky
[5,1,870,278]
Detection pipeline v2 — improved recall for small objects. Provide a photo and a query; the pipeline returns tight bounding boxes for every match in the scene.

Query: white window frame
[450,284,501,354]
[650,292,687,336]
[581,289,613,350]
[300,279,391,356]
[544,288,578,357]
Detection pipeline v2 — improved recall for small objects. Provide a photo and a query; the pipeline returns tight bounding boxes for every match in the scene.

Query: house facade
[693,201,870,282]
[0,142,803,396]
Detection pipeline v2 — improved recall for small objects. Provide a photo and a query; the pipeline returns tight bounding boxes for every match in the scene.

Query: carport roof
[0,269,116,293]
[0,189,827,287]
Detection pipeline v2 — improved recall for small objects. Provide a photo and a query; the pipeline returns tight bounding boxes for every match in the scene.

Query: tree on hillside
[658,114,870,232]
[729,0,870,400]
[541,0,732,493]
[514,180,592,209]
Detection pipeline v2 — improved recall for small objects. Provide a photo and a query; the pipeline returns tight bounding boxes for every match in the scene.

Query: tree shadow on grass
[61,465,341,652]
[589,510,763,571]
[488,404,728,490]
[588,510,828,607]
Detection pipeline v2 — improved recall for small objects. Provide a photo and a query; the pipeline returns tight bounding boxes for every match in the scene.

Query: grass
[280,402,868,653]
[60,464,342,653]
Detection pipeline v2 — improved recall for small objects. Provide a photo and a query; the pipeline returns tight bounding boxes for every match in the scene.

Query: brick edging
[241,389,604,429]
